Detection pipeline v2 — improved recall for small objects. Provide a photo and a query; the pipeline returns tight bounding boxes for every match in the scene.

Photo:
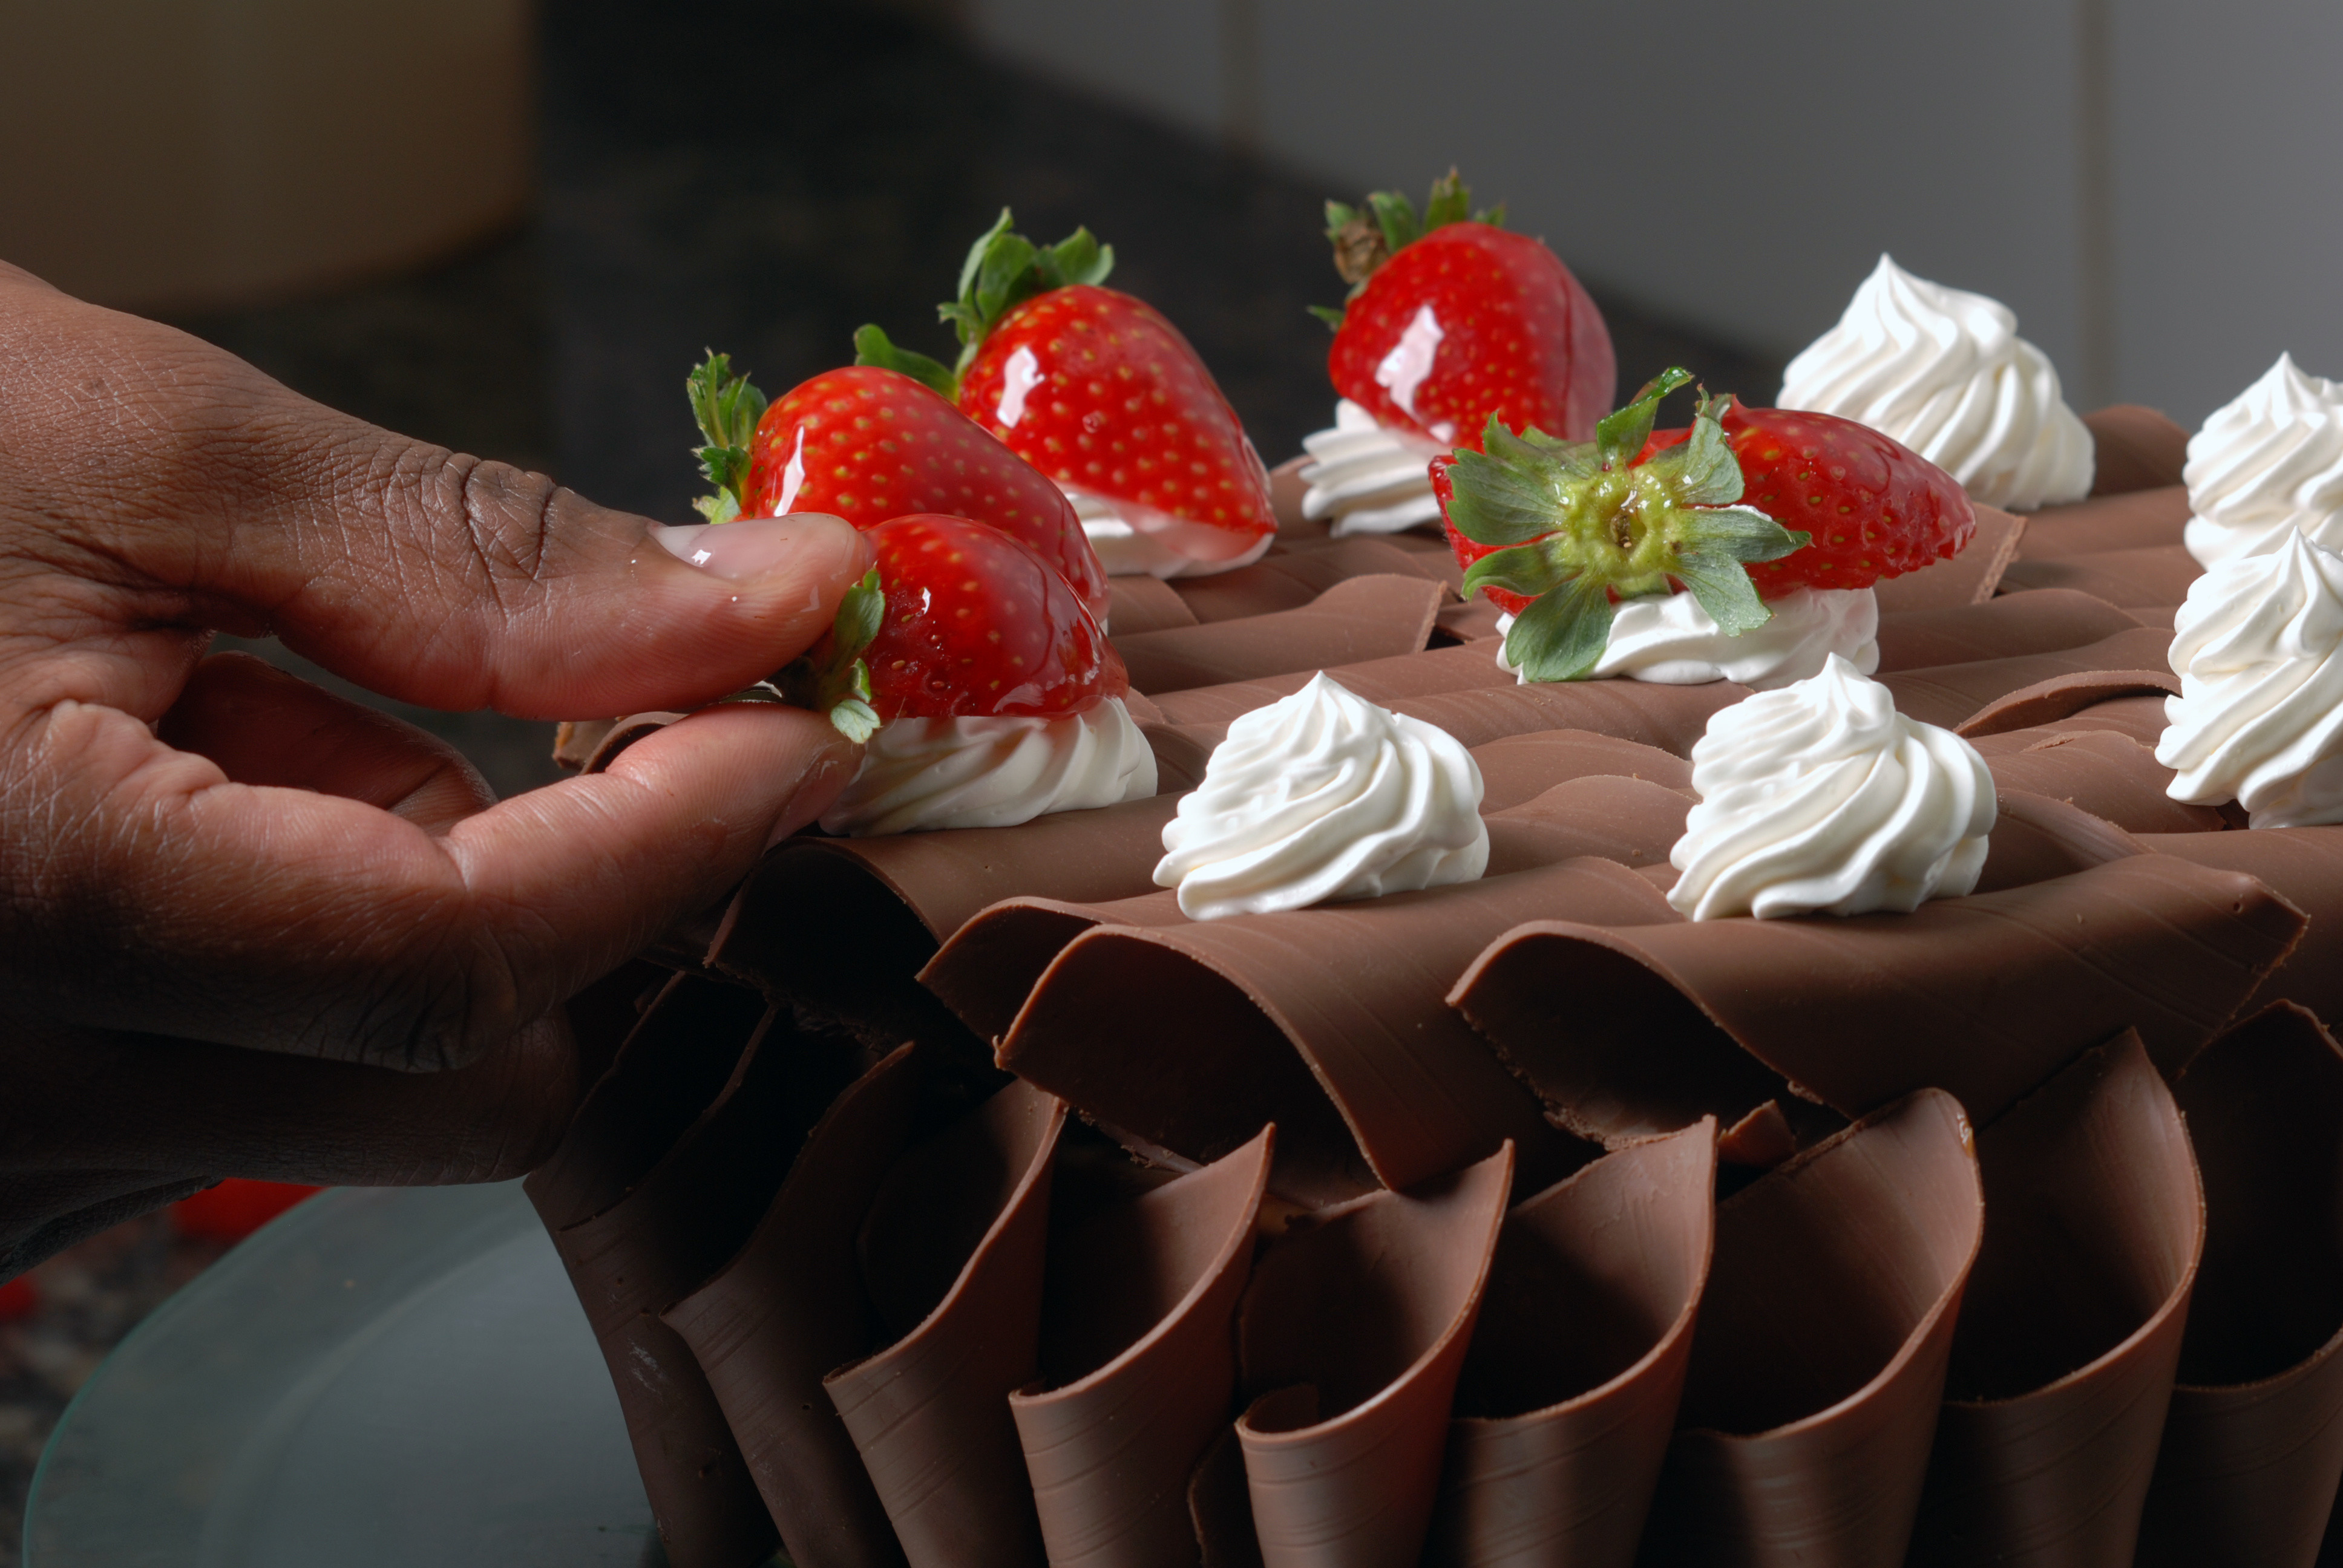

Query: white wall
[969,0,2343,426]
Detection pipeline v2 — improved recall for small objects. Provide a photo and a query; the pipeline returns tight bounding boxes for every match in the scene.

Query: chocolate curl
[1150,643,1516,727]
[1872,589,2144,673]
[2143,1004,2343,1566]
[2016,483,2190,557]
[1171,538,1455,622]
[824,1082,1069,1568]
[580,710,687,774]
[1011,1126,1276,1568]
[1386,679,1748,755]
[1435,595,1508,645]
[1451,856,2304,1142]
[1974,791,2146,894]
[522,976,794,1568]
[2141,829,2343,1025]
[1910,1033,2203,1567]
[2081,410,2191,496]
[1878,625,2176,731]
[1112,577,1203,635]
[1469,729,1691,808]
[1974,727,2224,834]
[1639,1090,1984,1567]
[1236,1143,1516,1568]
[661,1045,925,1568]
[1870,504,2025,613]
[1427,1121,1718,1568]
[1000,858,1676,1204]
[1959,687,2174,746]
[1115,576,1445,696]
[1268,454,1314,537]
[553,716,619,769]
[2000,543,2204,607]
[922,889,1185,1047]
[1483,776,1692,877]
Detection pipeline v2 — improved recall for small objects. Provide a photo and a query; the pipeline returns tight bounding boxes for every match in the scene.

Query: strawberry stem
[1314,167,1508,328]
[768,568,886,742]
[853,208,1115,397]
[685,350,766,523]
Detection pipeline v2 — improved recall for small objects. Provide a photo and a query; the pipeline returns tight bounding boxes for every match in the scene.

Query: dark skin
[0,261,873,1272]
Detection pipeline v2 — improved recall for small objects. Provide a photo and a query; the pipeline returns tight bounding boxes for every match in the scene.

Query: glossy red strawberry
[855,212,1277,566]
[1320,171,1614,449]
[738,365,1108,618]
[854,513,1126,720]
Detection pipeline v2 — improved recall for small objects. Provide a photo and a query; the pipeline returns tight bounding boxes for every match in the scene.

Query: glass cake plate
[23,1181,661,1568]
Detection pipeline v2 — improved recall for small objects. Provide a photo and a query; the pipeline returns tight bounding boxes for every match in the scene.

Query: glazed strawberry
[824,513,1125,721]
[856,212,1277,565]
[740,364,1107,618]
[1318,170,1614,448]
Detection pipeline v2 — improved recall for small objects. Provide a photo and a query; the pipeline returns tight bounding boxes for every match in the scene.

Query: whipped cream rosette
[1153,671,1489,918]
[1778,255,2093,511]
[2158,526,2343,827]
[2181,354,2343,570]
[820,697,1156,836]
[1494,585,1878,690]
[1668,653,1996,920]
[1297,399,1449,537]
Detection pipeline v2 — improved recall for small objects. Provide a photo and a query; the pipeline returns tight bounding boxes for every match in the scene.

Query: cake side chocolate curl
[1167,537,1455,623]
[1429,1120,1717,1568]
[1639,1089,1983,1567]
[1973,792,2147,894]
[1878,624,2177,730]
[1114,575,1444,696]
[1999,542,2204,608]
[1975,728,2223,834]
[2079,409,2191,496]
[1235,1143,1515,1568]
[1452,855,2305,1135]
[2143,1003,2343,1567]
[1872,589,2144,673]
[2015,483,2190,558]
[2137,829,2343,1026]
[1910,1032,2203,1567]
[1150,642,1516,727]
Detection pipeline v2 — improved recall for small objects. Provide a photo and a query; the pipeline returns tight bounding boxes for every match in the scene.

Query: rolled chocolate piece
[1115,575,1444,696]
[2139,829,2343,1025]
[1170,538,1453,623]
[1872,589,2143,673]
[1236,1144,1515,1568]
[2080,408,2191,496]
[553,716,618,769]
[1958,685,2176,745]
[1470,729,1692,808]
[1878,625,2176,731]
[579,710,687,774]
[1976,728,2224,834]
[2014,485,2190,560]
[1639,1089,1984,1567]
[1112,576,1202,636]
[1910,1033,2202,1567]
[1870,504,2025,614]
[1999,543,2204,608]
[661,1045,925,1568]
[1386,679,1748,756]
[1435,596,1507,645]
[824,1082,1068,1568]
[1428,1121,1717,1568]
[1451,855,2304,1140]
[1150,643,1516,728]
[1482,776,1692,877]
[999,858,1675,1204]
[1974,791,2146,895]
[2143,1003,2343,1567]
[1011,1126,1276,1568]
[522,976,791,1568]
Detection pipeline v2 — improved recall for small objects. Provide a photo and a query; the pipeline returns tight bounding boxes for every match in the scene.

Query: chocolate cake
[534,403,2343,1567]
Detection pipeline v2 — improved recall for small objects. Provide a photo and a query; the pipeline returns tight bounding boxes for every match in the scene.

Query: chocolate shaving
[1386,679,1746,755]
[1975,791,2146,894]
[1873,589,2144,673]
[1150,643,1516,727]
[1013,1126,1275,1568]
[2014,484,2190,559]
[1640,1091,1983,1567]
[1236,1145,1515,1568]
[2080,410,2191,497]
[1960,686,2175,744]
[1111,576,1202,636]
[1484,775,1692,876]
[1171,538,1453,623]
[2139,829,2343,1027]
[1116,575,1444,696]
[1452,856,2304,1140]
[1999,543,2204,608]
[1433,596,1507,645]
[824,1082,1068,1568]
[1977,727,2223,834]
[1879,625,2175,730]
[1871,504,2026,613]
[1910,1033,2203,1567]
[581,710,687,774]
[1470,728,1691,808]
[2143,1003,2343,1566]
[1430,1122,1717,1568]
[553,717,618,770]
[999,859,1677,1204]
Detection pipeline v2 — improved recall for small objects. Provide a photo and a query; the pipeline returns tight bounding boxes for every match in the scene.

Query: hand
[0,261,871,1268]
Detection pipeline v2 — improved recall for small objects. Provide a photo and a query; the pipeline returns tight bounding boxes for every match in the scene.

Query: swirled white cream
[819,697,1157,837]
[1777,255,2093,511]
[1492,587,1879,690]
[1668,654,1995,920]
[1297,399,1448,537]
[1153,672,1488,920]
[2181,355,2343,570]
[2157,528,2343,826]
[1061,483,1276,580]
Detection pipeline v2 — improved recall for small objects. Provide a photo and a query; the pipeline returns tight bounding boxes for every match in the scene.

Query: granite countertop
[0,1,1773,1557]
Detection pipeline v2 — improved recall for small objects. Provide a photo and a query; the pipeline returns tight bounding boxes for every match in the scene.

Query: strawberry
[854,212,1277,566]
[1438,368,1970,682]
[685,356,1109,620]
[784,514,1126,724]
[1316,169,1614,449]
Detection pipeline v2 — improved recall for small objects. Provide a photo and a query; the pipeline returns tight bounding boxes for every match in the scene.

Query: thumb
[0,272,871,719]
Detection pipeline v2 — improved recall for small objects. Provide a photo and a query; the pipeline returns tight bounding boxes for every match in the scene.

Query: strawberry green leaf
[1680,505,1811,563]
[1036,227,1113,289]
[1504,572,1617,683]
[1322,200,1358,240]
[853,325,958,399]
[832,569,885,659]
[693,489,741,526]
[1460,540,1568,602]
[1423,168,1471,231]
[1472,200,1509,227]
[827,694,880,745]
[1594,367,1694,470]
[684,350,767,516]
[1308,303,1347,332]
[1368,189,1421,255]
[955,209,1015,306]
[1670,403,1746,508]
[1673,549,1774,636]
[1444,416,1601,547]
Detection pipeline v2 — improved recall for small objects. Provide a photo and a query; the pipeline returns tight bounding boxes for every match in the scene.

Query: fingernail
[651,514,865,583]
[767,736,862,850]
